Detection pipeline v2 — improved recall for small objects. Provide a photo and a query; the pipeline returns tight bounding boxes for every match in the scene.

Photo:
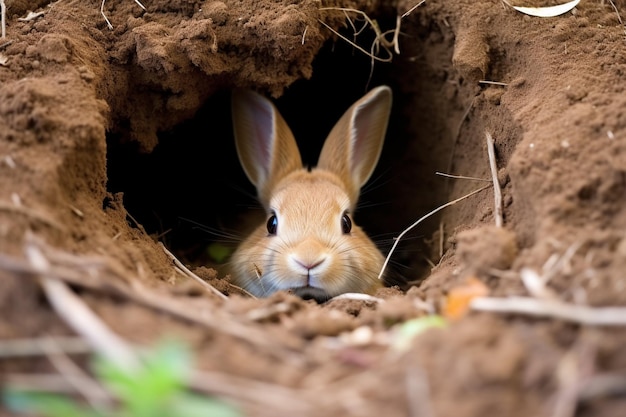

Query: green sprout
[207,243,233,263]
[392,315,448,352]
[3,339,240,417]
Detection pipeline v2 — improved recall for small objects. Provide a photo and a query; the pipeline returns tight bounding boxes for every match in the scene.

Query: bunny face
[232,169,384,301]
[230,86,392,302]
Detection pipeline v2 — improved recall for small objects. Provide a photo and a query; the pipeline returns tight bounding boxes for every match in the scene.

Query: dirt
[1,0,626,416]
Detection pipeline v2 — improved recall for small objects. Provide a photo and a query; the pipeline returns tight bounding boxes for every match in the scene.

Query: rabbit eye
[341,212,352,234]
[266,214,278,235]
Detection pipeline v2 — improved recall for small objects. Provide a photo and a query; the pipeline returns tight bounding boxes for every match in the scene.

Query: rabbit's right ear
[231,89,303,207]
[317,86,392,206]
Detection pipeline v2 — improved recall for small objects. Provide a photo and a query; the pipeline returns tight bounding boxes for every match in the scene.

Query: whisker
[178,217,244,243]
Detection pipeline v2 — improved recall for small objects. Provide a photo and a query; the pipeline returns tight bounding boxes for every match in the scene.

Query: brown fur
[230,86,392,300]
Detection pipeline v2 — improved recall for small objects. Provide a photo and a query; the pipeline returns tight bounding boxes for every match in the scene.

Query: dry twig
[0,337,91,358]
[0,240,303,362]
[1,0,5,39]
[317,19,392,63]
[471,296,626,326]
[101,0,146,30]
[485,131,503,227]
[378,185,490,280]
[607,0,624,33]
[520,268,559,300]
[541,241,583,284]
[18,11,45,22]
[44,339,112,409]
[318,7,404,88]
[159,242,227,300]
[0,200,66,231]
[4,374,82,394]
[435,171,490,182]
[5,368,321,417]
[26,244,140,369]
[402,0,426,18]
[479,80,508,86]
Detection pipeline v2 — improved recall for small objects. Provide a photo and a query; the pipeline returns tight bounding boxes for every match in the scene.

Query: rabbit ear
[231,89,303,207]
[317,85,392,204]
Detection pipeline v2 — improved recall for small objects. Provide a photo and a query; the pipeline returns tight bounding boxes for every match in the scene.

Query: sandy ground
[1,0,626,416]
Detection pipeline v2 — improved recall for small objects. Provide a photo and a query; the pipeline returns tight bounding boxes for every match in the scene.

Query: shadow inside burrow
[104,11,493,292]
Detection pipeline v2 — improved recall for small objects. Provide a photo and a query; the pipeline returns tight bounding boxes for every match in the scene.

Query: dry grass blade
[479,80,508,86]
[607,0,625,35]
[319,7,399,55]
[471,296,626,326]
[402,0,426,19]
[159,242,228,300]
[100,0,113,30]
[39,278,139,368]
[318,6,400,88]
[0,337,91,358]
[6,368,320,416]
[520,268,559,300]
[26,244,140,369]
[317,19,393,63]
[133,0,146,10]
[44,339,113,409]
[435,171,490,182]
[0,200,66,231]
[0,0,5,39]
[125,281,304,359]
[378,185,490,280]
[541,241,583,284]
[2,240,303,362]
[485,131,503,227]
[17,11,45,22]
[101,0,145,30]
[4,374,81,394]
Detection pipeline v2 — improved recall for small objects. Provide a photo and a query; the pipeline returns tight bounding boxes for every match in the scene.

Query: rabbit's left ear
[317,86,392,204]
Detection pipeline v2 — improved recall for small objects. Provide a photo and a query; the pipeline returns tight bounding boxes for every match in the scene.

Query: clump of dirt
[2,0,626,416]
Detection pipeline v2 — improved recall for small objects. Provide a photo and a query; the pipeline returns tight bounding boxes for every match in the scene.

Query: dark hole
[105,11,447,291]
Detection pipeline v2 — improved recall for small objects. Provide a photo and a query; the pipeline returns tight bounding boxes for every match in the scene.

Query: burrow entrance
[105,10,502,290]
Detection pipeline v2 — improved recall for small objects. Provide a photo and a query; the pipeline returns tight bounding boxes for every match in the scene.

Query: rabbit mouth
[291,286,332,303]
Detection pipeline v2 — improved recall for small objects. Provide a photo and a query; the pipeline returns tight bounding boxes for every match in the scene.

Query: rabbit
[229,85,392,302]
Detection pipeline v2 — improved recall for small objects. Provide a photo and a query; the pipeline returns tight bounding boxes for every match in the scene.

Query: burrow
[104,5,522,290]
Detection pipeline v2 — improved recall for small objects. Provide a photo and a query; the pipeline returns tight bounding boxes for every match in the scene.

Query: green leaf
[93,338,193,414]
[392,315,447,351]
[207,243,233,263]
[142,338,192,383]
[4,338,241,417]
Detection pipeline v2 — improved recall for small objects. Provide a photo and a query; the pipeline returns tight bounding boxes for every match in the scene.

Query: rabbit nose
[294,258,325,271]
[289,239,328,272]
